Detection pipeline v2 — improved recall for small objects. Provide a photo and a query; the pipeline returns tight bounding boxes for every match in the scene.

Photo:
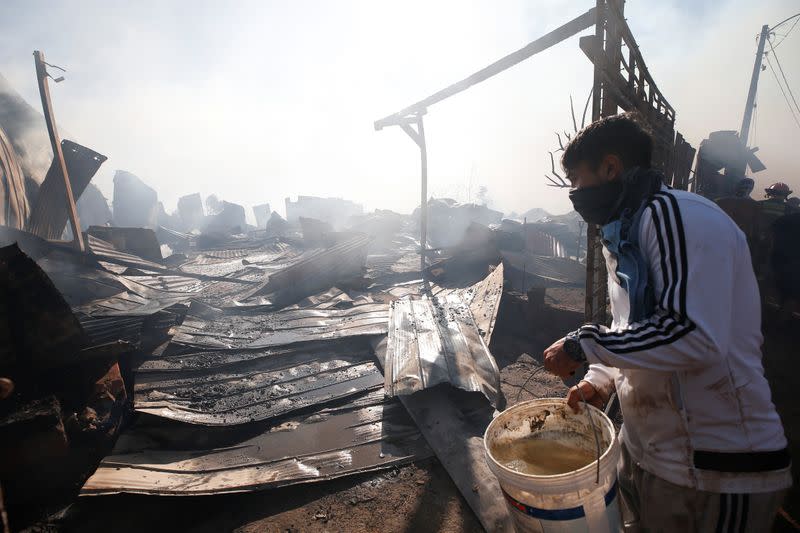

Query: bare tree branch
[569,94,578,133]
[581,86,593,129]
[548,151,564,180]
[545,175,569,188]
[542,86,592,188]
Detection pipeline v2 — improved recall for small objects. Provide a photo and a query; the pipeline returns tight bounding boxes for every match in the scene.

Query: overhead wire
[765,54,800,130]
[771,16,799,49]
[770,12,800,33]
[767,37,800,116]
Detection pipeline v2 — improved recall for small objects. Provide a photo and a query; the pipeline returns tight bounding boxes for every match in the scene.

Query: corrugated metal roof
[80,389,432,496]
[169,301,389,350]
[78,315,145,345]
[384,266,503,404]
[134,337,384,425]
[242,234,371,308]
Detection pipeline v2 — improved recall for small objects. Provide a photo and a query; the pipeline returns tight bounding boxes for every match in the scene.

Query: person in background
[542,113,791,532]
[735,177,756,199]
[760,182,794,224]
[717,177,759,249]
[756,183,796,287]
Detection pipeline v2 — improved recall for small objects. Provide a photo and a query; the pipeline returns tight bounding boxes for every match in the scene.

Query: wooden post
[418,116,428,276]
[585,0,609,324]
[33,50,84,251]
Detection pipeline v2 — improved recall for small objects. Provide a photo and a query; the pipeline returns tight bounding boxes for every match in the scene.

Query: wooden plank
[374,7,597,129]
[399,388,514,532]
[33,51,84,251]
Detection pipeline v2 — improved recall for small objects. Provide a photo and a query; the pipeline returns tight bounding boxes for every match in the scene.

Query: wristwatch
[564,331,586,363]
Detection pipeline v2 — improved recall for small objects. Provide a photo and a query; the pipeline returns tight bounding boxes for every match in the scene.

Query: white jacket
[581,188,791,493]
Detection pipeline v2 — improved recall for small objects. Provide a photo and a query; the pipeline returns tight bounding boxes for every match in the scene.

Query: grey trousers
[618,443,786,532]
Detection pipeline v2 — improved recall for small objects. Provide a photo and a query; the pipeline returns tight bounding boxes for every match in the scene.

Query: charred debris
[0,68,585,531]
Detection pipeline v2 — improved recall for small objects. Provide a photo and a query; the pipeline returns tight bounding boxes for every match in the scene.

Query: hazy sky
[1,0,798,222]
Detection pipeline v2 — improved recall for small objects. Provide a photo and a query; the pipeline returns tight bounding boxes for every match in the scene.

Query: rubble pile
[0,74,588,531]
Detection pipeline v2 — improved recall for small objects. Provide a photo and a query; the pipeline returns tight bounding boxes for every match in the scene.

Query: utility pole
[33,50,84,251]
[740,25,769,146]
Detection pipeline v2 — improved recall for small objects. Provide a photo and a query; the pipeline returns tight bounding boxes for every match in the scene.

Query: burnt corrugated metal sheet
[384,267,502,404]
[87,234,169,273]
[500,250,585,287]
[243,233,370,307]
[179,240,296,278]
[80,389,432,496]
[0,125,29,229]
[26,140,107,239]
[464,263,504,345]
[134,337,383,425]
[169,302,389,350]
[78,315,145,346]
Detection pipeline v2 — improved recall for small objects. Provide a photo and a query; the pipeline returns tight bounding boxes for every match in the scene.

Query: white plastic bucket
[484,398,621,533]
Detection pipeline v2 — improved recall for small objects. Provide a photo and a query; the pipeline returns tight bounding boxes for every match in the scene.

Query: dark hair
[561,112,653,172]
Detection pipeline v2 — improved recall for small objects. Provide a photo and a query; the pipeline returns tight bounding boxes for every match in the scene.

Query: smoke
[624,0,800,195]
[0,72,52,185]
[0,0,797,219]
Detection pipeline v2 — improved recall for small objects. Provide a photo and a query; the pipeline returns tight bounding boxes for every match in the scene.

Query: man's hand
[543,337,582,378]
[566,381,604,413]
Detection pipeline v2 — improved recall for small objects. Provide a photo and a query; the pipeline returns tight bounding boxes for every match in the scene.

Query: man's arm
[583,363,618,399]
[578,192,737,372]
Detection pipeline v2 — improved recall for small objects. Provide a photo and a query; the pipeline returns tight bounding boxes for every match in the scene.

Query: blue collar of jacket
[600,201,655,323]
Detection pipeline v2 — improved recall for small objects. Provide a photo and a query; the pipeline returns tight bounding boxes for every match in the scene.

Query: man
[543,113,791,531]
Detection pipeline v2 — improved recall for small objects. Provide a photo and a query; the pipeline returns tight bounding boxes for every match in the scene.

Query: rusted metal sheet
[384,272,501,404]
[26,140,106,240]
[134,337,384,425]
[169,301,389,350]
[0,125,29,230]
[80,389,432,496]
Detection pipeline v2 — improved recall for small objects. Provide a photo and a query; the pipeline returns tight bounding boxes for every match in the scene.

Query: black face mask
[569,180,624,225]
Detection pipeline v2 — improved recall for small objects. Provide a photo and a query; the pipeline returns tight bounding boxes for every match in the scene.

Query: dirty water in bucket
[491,433,596,476]
[484,400,621,532]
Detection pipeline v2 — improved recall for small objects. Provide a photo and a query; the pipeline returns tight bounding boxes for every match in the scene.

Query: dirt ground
[61,460,479,533]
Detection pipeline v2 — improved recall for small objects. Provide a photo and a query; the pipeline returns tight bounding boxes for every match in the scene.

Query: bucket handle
[576,382,602,485]
[515,365,602,484]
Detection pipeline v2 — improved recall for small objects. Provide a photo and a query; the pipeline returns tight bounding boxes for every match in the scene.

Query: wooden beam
[374,7,597,129]
[33,50,84,251]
